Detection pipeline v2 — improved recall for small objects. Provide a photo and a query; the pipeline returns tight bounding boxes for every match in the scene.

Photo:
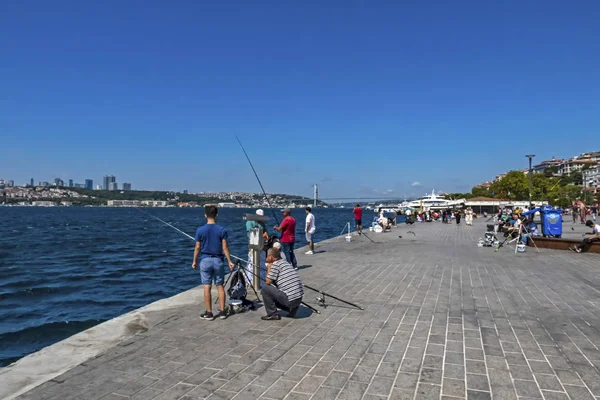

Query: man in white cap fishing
[246,209,268,287]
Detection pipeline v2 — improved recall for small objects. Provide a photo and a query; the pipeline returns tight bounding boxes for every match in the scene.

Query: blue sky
[1,1,599,200]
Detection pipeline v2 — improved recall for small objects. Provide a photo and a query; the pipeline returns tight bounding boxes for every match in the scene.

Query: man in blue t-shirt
[192,205,234,321]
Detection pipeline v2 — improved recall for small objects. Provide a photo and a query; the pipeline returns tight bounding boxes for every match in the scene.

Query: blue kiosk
[523,206,563,238]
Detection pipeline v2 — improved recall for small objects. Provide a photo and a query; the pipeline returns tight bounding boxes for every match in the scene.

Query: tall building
[69,179,73,187]
[122,183,132,191]
[85,179,93,190]
[103,175,116,191]
[30,178,34,187]
[108,182,118,191]
[96,184,102,190]
[8,180,14,187]
[183,189,189,195]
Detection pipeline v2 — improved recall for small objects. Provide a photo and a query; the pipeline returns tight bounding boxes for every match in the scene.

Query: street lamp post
[526,154,535,208]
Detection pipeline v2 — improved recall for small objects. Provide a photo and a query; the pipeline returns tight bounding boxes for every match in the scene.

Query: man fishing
[192,205,235,321]
[274,208,297,269]
[245,209,269,288]
[261,247,304,320]
[353,204,363,235]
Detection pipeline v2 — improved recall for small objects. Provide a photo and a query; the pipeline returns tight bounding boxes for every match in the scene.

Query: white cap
[256,209,264,216]
[273,242,281,249]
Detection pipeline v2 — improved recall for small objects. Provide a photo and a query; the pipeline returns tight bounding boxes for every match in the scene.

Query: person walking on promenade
[572,203,579,225]
[304,207,316,255]
[246,209,269,288]
[456,209,462,225]
[192,205,235,321]
[580,201,587,224]
[274,208,297,269]
[592,204,598,222]
[260,247,304,320]
[465,207,474,226]
[353,204,363,235]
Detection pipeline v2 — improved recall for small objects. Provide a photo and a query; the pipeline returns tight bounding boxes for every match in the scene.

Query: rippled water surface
[0,207,374,366]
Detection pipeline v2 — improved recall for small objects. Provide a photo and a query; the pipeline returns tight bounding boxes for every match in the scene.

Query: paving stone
[508,364,534,380]
[513,379,543,398]
[419,368,442,385]
[399,358,421,373]
[466,373,489,392]
[367,376,394,395]
[389,388,414,399]
[540,391,570,400]
[445,351,464,365]
[260,378,297,400]
[467,390,492,400]
[563,384,595,400]
[232,384,267,400]
[443,378,466,397]
[444,363,465,380]
[293,375,325,394]
[465,360,486,375]
[337,381,368,400]
[151,383,196,400]
[415,383,441,399]
[322,370,351,388]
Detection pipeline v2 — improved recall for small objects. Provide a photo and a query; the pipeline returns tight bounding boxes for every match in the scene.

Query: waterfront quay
[4,219,600,400]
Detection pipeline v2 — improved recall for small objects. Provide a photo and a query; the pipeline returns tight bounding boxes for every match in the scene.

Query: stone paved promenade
[11,219,600,400]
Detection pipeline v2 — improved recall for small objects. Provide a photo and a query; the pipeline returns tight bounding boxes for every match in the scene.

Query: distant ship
[404,190,465,210]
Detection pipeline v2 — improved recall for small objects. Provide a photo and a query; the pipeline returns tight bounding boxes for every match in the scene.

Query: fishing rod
[137,208,321,314]
[234,136,363,311]
[236,136,280,225]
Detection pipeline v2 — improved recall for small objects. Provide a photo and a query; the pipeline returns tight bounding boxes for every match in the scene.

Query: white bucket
[345,235,352,242]
[369,227,373,232]
[517,244,526,253]
[228,299,243,313]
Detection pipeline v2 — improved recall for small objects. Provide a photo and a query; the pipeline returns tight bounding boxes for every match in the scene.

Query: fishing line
[137,208,322,313]
[236,136,280,225]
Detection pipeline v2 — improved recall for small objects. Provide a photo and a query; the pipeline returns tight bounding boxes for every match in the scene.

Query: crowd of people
[401,207,478,226]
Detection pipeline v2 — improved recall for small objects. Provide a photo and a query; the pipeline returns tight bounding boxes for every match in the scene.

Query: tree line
[446,168,599,209]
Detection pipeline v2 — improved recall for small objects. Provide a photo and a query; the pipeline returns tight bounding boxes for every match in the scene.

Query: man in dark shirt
[261,247,304,320]
[353,204,363,235]
[193,205,235,321]
[274,208,297,269]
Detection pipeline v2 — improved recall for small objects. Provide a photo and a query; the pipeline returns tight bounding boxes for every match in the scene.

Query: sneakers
[217,310,228,320]
[200,311,215,321]
[305,250,314,255]
[261,314,281,321]
[569,246,582,253]
[201,310,227,320]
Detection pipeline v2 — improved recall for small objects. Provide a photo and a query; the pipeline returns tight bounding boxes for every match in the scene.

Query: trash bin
[539,206,563,238]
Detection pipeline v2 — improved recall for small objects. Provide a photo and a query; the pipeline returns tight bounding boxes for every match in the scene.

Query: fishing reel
[316,295,327,308]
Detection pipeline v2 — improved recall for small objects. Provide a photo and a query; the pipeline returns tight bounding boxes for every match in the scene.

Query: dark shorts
[355,219,362,226]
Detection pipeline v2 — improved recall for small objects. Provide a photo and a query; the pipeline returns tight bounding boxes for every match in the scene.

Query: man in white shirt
[571,220,600,253]
[305,207,316,255]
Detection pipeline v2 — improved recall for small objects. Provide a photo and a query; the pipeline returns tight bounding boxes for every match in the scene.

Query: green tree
[571,171,583,186]
[543,166,558,177]
[491,171,529,200]
[471,187,490,198]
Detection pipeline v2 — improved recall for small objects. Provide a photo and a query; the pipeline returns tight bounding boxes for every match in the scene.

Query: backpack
[227,269,247,300]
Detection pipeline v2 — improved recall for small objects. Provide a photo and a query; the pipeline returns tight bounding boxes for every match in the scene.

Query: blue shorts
[200,257,225,286]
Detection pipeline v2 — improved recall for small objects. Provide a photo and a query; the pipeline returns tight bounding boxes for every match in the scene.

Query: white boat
[405,190,465,210]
